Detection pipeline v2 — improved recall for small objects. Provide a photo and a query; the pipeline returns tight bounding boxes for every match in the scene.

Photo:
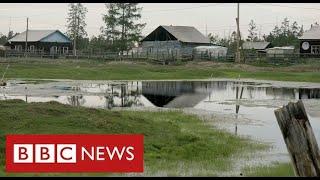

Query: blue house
[5,30,72,54]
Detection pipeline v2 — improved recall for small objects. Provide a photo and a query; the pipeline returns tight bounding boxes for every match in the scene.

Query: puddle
[1,79,320,167]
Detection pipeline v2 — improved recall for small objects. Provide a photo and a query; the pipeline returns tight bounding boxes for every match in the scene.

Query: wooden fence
[1,49,320,65]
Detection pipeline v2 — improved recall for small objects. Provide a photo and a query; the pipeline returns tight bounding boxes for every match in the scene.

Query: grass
[0,99,266,176]
[243,162,294,177]
[0,58,319,82]
[242,162,294,177]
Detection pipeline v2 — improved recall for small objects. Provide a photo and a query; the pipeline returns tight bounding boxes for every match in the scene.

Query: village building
[241,41,272,53]
[5,30,72,55]
[299,24,320,56]
[139,25,212,59]
[266,46,295,57]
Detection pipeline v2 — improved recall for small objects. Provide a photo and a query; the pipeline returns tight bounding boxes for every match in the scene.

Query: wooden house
[299,25,320,56]
[5,30,72,54]
[140,25,211,59]
[241,41,272,53]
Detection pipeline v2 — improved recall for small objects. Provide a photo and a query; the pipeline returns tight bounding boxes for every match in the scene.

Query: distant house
[266,46,295,57]
[241,41,272,53]
[5,30,72,54]
[193,46,228,59]
[299,25,320,55]
[140,25,211,58]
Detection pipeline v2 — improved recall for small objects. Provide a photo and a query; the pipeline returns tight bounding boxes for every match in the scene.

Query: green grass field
[0,99,266,176]
[0,58,319,82]
[243,162,294,177]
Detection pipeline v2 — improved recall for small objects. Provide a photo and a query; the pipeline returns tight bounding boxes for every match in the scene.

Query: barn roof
[299,25,320,40]
[142,25,211,44]
[7,30,71,43]
[242,41,271,50]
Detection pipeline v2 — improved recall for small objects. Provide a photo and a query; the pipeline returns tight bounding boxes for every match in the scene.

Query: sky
[0,3,320,39]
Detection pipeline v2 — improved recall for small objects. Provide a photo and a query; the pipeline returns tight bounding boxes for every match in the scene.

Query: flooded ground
[1,78,320,173]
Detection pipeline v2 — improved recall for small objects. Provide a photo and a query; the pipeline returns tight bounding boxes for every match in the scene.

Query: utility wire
[143,3,224,13]
[255,3,320,11]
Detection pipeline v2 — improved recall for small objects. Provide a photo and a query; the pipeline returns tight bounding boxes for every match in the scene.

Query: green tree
[0,33,7,45]
[101,3,146,54]
[247,20,258,42]
[66,3,88,53]
[7,30,15,40]
[263,17,303,48]
[88,35,112,53]
[208,33,220,45]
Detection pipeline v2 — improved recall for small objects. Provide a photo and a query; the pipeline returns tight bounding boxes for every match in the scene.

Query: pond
[1,79,320,164]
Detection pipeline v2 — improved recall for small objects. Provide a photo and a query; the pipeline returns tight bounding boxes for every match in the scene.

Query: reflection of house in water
[298,88,320,99]
[142,81,210,107]
[141,81,320,108]
[265,87,297,99]
[265,87,320,100]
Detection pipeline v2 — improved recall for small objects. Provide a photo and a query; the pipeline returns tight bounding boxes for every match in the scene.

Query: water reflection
[1,80,320,109]
[1,80,320,158]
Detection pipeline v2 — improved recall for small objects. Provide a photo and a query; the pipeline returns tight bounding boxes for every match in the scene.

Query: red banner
[6,134,144,173]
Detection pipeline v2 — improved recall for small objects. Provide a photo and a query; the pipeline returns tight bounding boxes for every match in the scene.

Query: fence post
[156,48,159,60]
[146,51,149,60]
[274,100,320,177]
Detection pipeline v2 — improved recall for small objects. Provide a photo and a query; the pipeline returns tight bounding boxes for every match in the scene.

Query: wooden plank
[274,100,320,176]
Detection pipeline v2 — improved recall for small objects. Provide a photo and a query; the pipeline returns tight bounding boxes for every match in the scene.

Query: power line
[255,3,320,11]
[143,3,224,13]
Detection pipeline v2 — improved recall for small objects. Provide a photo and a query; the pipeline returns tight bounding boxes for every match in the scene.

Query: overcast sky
[1,3,320,39]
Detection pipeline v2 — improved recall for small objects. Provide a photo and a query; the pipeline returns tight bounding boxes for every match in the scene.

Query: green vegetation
[0,99,266,176]
[0,58,320,82]
[242,162,294,177]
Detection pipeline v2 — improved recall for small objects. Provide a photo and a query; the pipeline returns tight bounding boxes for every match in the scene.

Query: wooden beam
[274,100,320,176]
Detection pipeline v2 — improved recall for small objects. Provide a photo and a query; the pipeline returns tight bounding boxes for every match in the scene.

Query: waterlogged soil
[1,78,320,176]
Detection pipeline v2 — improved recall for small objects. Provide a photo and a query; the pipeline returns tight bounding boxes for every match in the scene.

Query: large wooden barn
[140,25,212,59]
[5,30,72,54]
[299,25,320,56]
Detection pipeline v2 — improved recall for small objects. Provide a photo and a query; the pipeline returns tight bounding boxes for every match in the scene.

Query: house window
[15,45,22,52]
[62,47,69,54]
[50,46,58,54]
[311,45,320,54]
[29,45,35,53]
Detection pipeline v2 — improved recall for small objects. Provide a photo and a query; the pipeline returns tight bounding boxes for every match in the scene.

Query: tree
[247,20,258,42]
[101,3,146,54]
[101,3,121,52]
[7,30,15,40]
[0,33,7,45]
[66,3,88,54]
[263,17,303,48]
[88,35,112,53]
[208,33,220,45]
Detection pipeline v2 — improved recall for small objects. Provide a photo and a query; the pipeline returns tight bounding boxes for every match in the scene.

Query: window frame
[311,45,320,54]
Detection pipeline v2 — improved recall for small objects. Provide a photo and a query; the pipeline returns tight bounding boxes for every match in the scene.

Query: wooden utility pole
[274,100,320,177]
[235,3,241,63]
[25,17,29,55]
[205,23,208,37]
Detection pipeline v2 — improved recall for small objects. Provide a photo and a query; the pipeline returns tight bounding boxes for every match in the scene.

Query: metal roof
[8,30,70,43]
[299,25,320,40]
[142,25,210,44]
[242,41,271,50]
[267,46,295,50]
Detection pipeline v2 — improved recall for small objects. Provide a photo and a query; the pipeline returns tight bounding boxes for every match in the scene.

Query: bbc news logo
[6,134,144,172]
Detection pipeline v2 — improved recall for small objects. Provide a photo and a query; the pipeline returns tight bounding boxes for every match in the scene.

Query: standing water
[1,79,320,164]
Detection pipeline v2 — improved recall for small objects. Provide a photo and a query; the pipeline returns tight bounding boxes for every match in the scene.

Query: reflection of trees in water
[67,95,86,106]
[105,94,114,109]
[104,82,143,109]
